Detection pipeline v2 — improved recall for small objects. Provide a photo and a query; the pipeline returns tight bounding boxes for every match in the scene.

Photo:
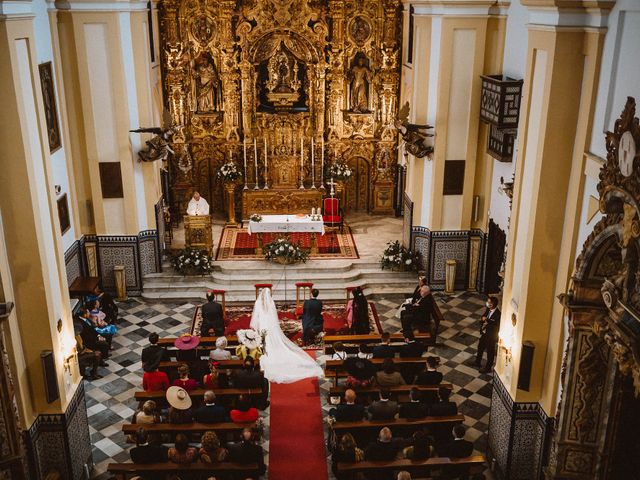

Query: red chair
[323,196,344,232]
[295,282,314,317]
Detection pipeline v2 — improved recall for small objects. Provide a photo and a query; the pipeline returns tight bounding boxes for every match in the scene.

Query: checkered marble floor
[87,291,493,479]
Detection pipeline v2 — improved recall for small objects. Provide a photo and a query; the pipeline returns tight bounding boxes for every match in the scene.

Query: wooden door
[345,156,370,212]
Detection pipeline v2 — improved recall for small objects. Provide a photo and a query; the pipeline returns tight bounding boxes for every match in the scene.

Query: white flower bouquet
[264,237,309,264]
[217,161,243,183]
[380,240,420,271]
[171,247,214,275]
[328,161,353,181]
[250,213,263,223]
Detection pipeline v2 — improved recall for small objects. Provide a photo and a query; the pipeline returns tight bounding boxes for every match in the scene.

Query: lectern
[184,215,213,255]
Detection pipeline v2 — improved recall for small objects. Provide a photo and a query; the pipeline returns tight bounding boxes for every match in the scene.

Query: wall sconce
[62,348,77,374]
[498,313,517,365]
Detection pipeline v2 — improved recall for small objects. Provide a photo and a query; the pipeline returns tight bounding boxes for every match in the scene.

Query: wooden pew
[134,388,263,404]
[324,333,433,354]
[330,415,464,433]
[107,461,260,480]
[122,421,255,442]
[335,455,486,477]
[328,383,453,403]
[325,357,428,386]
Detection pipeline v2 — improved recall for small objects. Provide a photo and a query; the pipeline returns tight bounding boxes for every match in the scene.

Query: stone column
[488,2,610,478]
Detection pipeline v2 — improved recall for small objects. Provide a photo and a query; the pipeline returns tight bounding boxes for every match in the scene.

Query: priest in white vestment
[186,191,210,216]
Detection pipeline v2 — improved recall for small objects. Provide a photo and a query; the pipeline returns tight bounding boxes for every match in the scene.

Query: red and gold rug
[214,226,359,261]
[191,301,382,348]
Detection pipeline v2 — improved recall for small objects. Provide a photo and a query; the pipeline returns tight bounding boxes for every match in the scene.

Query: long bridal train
[250,289,324,384]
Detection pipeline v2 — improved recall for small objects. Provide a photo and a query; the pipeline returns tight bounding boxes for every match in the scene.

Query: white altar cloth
[248,214,325,235]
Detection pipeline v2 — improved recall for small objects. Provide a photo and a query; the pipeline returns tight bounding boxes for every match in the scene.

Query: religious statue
[395,101,434,158]
[129,110,180,163]
[193,52,222,113]
[349,54,372,113]
[265,44,301,107]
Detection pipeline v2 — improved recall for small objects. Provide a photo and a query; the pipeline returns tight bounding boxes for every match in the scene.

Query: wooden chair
[254,283,273,299]
[295,282,314,316]
[323,196,344,232]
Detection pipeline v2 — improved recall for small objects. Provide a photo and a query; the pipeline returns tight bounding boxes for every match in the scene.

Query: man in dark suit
[200,291,225,337]
[141,332,165,371]
[398,387,429,419]
[193,391,229,423]
[414,356,443,385]
[365,427,405,479]
[302,289,324,344]
[232,357,269,409]
[129,428,168,464]
[228,427,267,476]
[78,310,110,363]
[372,332,395,358]
[475,296,501,373]
[440,424,474,458]
[402,285,438,337]
[331,389,366,422]
[368,388,398,421]
[429,387,458,416]
[399,331,425,382]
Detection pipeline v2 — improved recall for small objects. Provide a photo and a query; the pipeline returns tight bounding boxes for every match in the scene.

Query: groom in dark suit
[201,291,225,337]
[475,296,501,373]
[302,289,324,344]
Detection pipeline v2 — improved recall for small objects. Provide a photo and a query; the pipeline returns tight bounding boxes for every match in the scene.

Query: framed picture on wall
[57,193,70,235]
[38,62,62,153]
[98,162,124,198]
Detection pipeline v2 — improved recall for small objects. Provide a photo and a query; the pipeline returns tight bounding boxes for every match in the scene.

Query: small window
[407,5,415,65]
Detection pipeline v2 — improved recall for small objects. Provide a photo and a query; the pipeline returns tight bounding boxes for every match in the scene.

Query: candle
[229,149,232,162]
[243,139,248,189]
[300,136,305,189]
[311,137,315,188]
[321,137,324,187]
[263,137,268,189]
[254,138,258,189]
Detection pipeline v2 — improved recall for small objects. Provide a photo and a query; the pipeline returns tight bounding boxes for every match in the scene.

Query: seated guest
[95,289,118,324]
[347,287,370,335]
[368,388,398,421]
[439,424,474,458]
[210,336,232,361]
[429,387,457,417]
[230,394,259,423]
[172,364,199,391]
[142,364,170,392]
[331,389,365,422]
[174,334,200,362]
[168,433,198,465]
[399,331,425,358]
[141,333,166,372]
[414,356,443,385]
[78,309,110,361]
[364,427,403,461]
[199,430,228,463]
[372,332,395,359]
[399,387,429,419]
[401,285,437,337]
[235,330,263,360]
[89,300,117,338]
[202,360,227,389]
[129,428,168,464]
[357,343,373,359]
[232,357,263,388]
[402,430,434,460]
[332,433,363,479]
[133,400,161,425]
[76,334,102,379]
[375,358,406,387]
[228,427,266,478]
[200,291,225,337]
[332,341,348,360]
[397,472,412,480]
[193,391,229,423]
[166,386,193,424]
[344,356,376,388]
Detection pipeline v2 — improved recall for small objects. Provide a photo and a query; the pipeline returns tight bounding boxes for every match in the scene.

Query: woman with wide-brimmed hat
[235,329,263,361]
[173,334,200,362]
[166,386,193,424]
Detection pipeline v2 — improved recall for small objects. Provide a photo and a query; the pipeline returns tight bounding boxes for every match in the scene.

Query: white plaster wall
[488,156,516,231]
[33,0,77,250]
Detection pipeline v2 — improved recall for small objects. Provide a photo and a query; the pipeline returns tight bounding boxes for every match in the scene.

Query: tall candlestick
[263,137,268,189]
[253,138,258,190]
[229,149,232,162]
[299,137,305,189]
[243,139,248,189]
[321,137,325,189]
[311,137,316,189]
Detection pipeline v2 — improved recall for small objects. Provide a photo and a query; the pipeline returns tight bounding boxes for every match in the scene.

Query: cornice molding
[0,0,35,19]
[53,0,147,12]
[403,0,510,16]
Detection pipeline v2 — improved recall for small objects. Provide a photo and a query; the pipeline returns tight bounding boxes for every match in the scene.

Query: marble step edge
[156,260,385,274]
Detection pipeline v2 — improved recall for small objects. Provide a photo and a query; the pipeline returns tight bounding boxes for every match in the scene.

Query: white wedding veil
[250,289,324,384]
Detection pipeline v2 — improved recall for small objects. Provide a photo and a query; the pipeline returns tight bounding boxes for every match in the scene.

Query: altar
[242,189,323,219]
[248,214,324,255]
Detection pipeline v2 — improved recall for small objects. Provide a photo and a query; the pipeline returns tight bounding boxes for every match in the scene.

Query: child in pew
[332,342,348,360]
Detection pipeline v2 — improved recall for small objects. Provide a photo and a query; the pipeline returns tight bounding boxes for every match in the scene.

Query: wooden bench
[335,455,486,477]
[324,333,432,354]
[159,359,250,372]
[330,415,464,433]
[107,461,260,480]
[325,357,428,386]
[328,384,453,402]
[122,421,255,442]
[134,388,264,404]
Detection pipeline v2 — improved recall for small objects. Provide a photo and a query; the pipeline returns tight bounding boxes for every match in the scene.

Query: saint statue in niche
[193,51,222,113]
[349,54,373,113]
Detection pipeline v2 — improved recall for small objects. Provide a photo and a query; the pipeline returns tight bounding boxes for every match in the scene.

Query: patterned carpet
[215,226,359,260]
[87,291,493,479]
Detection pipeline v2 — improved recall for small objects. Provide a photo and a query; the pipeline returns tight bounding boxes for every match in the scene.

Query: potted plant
[327,161,353,182]
[217,162,243,183]
[380,240,420,271]
[264,237,309,265]
[171,248,214,276]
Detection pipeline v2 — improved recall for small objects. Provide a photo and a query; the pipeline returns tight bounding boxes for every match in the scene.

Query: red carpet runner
[268,353,327,480]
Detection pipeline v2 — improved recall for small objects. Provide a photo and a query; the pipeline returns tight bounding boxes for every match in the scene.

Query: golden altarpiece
[159,0,402,219]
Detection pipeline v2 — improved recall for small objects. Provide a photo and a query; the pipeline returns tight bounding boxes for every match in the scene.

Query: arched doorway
[344,156,371,212]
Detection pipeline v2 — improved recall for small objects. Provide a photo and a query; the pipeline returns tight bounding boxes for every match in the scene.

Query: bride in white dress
[250,289,324,384]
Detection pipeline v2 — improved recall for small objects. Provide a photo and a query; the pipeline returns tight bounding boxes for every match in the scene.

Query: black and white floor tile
[87,292,493,479]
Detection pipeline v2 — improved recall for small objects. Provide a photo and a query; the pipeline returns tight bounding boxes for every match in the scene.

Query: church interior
[0,0,639,478]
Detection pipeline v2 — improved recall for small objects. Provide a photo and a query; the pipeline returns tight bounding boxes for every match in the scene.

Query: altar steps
[141,260,416,302]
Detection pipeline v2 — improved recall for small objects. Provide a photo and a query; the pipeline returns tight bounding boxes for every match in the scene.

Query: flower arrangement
[217,161,243,183]
[328,161,353,181]
[171,247,214,275]
[250,213,263,223]
[380,240,420,271]
[264,237,309,264]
